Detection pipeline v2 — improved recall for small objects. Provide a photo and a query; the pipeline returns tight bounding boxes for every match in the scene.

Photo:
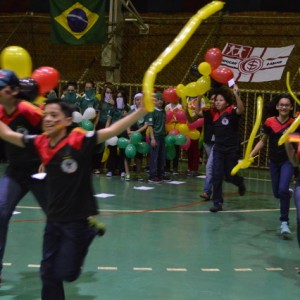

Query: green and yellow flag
[50,0,107,45]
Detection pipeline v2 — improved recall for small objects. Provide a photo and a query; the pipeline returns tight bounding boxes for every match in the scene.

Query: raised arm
[233,84,244,115]
[0,120,25,147]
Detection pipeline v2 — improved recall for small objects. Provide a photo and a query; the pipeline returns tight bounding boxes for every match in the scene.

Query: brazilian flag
[50,0,107,45]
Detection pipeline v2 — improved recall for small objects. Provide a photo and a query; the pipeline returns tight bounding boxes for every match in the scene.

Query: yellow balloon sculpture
[278,71,300,145]
[142,1,225,111]
[0,46,32,78]
[231,96,263,175]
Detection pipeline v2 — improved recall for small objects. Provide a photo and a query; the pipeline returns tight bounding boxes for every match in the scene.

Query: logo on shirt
[222,118,229,126]
[61,158,78,173]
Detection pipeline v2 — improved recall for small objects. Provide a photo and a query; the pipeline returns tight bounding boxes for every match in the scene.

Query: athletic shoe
[148,177,163,183]
[238,181,246,196]
[280,221,291,239]
[93,169,100,175]
[120,172,126,178]
[125,174,131,181]
[289,188,294,197]
[200,193,211,201]
[106,171,113,177]
[209,204,223,213]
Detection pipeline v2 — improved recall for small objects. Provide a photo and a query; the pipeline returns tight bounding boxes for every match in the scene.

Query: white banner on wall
[220,43,294,82]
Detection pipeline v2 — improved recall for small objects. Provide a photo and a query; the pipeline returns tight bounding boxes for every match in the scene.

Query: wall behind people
[0,10,299,92]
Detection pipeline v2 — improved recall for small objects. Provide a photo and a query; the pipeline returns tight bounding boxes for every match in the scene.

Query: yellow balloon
[231,96,263,175]
[165,123,174,132]
[34,96,47,106]
[278,113,300,145]
[198,62,211,76]
[286,71,300,105]
[176,83,185,97]
[177,123,189,135]
[184,82,198,97]
[0,46,32,78]
[188,129,201,140]
[195,75,211,95]
[101,147,110,163]
[142,1,225,111]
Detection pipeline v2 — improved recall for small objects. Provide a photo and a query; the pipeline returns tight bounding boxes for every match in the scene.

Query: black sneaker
[209,204,223,213]
[148,177,163,183]
[238,182,246,196]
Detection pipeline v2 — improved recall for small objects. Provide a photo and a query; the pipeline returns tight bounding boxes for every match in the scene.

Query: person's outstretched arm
[0,121,25,147]
[250,134,267,158]
[96,107,147,144]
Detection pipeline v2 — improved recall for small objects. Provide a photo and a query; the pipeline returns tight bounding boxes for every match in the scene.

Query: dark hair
[212,86,233,105]
[66,81,78,90]
[44,98,75,118]
[117,88,129,111]
[84,80,95,88]
[266,93,294,117]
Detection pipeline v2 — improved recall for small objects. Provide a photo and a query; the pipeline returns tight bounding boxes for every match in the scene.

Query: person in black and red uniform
[0,97,147,299]
[0,70,47,285]
[209,84,246,213]
[250,94,295,238]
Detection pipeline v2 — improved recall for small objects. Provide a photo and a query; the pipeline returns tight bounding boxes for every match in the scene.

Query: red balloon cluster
[162,87,179,103]
[204,48,234,84]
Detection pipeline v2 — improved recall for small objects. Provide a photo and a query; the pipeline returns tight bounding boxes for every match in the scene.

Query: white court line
[201,268,220,272]
[98,266,118,270]
[3,263,12,266]
[16,206,296,214]
[234,268,253,272]
[166,268,187,272]
[265,268,284,271]
[133,267,153,271]
[28,264,40,268]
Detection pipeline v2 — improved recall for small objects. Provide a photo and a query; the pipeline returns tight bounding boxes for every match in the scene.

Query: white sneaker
[106,171,112,177]
[280,221,291,238]
[289,188,294,197]
[120,172,126,178]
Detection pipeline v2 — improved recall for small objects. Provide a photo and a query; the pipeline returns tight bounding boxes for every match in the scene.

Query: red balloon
[175,110,187,124]
[32,66,60,95]
[163,87,179,103]
[205,48,223,69]
[169,129,179,135]
[165,110,173,123]
[211,67,234,84]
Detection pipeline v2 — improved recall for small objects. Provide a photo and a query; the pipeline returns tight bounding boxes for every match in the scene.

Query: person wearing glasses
[250,94,295,239]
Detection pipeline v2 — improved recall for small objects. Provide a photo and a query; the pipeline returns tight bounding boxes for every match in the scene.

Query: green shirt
[146,108,166,136]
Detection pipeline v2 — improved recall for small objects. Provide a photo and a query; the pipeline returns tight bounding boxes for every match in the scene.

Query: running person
[0,70,47,284]
[0,97,147,299]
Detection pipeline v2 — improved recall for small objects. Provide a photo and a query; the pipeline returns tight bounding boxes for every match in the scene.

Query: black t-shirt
[202,108,214,144]
[24,128,99,222]
[212,106,241,153]
[263,116,294,163]
[0,100,43,180]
